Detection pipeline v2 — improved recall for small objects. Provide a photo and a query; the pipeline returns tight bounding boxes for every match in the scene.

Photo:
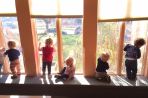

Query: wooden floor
[1,74,148,86]
[0,74,148,98]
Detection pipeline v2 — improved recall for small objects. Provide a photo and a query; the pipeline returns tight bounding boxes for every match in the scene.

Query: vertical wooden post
[15,0,39,76]
[143,37,148,77]
[56,18,64,71]
[117,22,125,75]
[83,0,98,76]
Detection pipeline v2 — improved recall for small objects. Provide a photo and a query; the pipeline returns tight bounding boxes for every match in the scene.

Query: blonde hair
[65,56,75,66]
[101,52,110,62]
[8,41,16,49]
[45,38,53,45]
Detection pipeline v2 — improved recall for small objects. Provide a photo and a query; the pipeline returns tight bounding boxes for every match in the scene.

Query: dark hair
[134,38,146,47]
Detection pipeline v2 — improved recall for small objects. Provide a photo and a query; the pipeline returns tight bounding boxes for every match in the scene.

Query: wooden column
[56,18,64,71]
[15,0,39,76]
[83,0,97,76]
[117,22,125,75]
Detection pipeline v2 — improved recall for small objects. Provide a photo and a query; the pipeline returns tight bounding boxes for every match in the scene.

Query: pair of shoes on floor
[11,75,18,79]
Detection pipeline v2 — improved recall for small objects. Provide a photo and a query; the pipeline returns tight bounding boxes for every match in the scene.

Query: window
[122,21,147,74]
[0,0,16,14]
[61,18,83,73]
[98,0,148,20]
[1,17,24,73]
[34,18,58,73]
[97,22,121,74]
[31,0,83,15]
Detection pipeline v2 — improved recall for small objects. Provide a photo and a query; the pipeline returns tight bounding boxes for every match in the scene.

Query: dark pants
[55,67,69,79]
[125,60,137,79]
[42,61,52,75]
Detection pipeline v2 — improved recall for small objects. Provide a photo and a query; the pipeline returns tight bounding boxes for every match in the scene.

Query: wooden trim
[98,17,148,22]
[31,15,83,18]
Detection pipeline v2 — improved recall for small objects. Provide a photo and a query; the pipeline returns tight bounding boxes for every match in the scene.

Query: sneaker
[11,75,17,79]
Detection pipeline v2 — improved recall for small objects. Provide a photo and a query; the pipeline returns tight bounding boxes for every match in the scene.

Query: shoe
[11,75,17,79]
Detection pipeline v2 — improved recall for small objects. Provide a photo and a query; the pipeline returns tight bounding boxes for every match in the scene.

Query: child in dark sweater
[124,38,145,80]
[95,52,111,83]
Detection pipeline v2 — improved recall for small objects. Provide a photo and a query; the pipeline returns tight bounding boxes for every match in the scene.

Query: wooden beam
[15,0,39,76]
[117,22,125,75]
[83,0,97,76]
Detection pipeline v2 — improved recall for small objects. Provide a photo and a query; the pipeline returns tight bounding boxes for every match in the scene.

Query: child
[124,38,145,80]
[95,52,111,83]
[39,38,55,78]
[0,47,5,74]
[55,56,75,80]
[4,41,20,79]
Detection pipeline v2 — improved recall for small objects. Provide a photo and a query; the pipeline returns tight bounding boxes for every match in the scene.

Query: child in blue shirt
[124,38,145,80]
[4,41,20,79]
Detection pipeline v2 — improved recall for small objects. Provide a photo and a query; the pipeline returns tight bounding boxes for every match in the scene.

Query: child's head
[101,52,110,62]
[7,41,16,49]
[134,38,146,48]
[65,56,75,67]
[45,38,53,46]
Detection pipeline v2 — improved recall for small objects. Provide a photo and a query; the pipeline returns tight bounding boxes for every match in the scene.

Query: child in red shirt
[39,38,55,78]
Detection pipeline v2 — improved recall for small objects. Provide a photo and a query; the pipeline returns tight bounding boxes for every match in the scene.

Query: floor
[1,74,148,98]
[0,74,148,86]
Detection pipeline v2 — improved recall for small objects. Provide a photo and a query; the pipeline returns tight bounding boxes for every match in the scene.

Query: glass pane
[61,18,83,73]
[60,0,83,15]
[31,0,83,15]
[34,18,58,73]
[98,0,128,20]
[123,21,147,74]
[1,17,24,73]
[31,0,58,15]
[131,0,148,17]
[0,0,16,14]
[97,22,121,74]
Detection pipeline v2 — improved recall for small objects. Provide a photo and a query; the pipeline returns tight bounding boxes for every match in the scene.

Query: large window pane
[61,18,83,73]
[59,0,83,15]
[31,0,58,15]
[0,0,16,14]
[34,18,58,73]
[31,0,83,15]
[98,0,128,20]
[131,0,148,18]
[97,22,121,74]
[98,0,148,20]
[123,21,147,74]
[1,17,24,73]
